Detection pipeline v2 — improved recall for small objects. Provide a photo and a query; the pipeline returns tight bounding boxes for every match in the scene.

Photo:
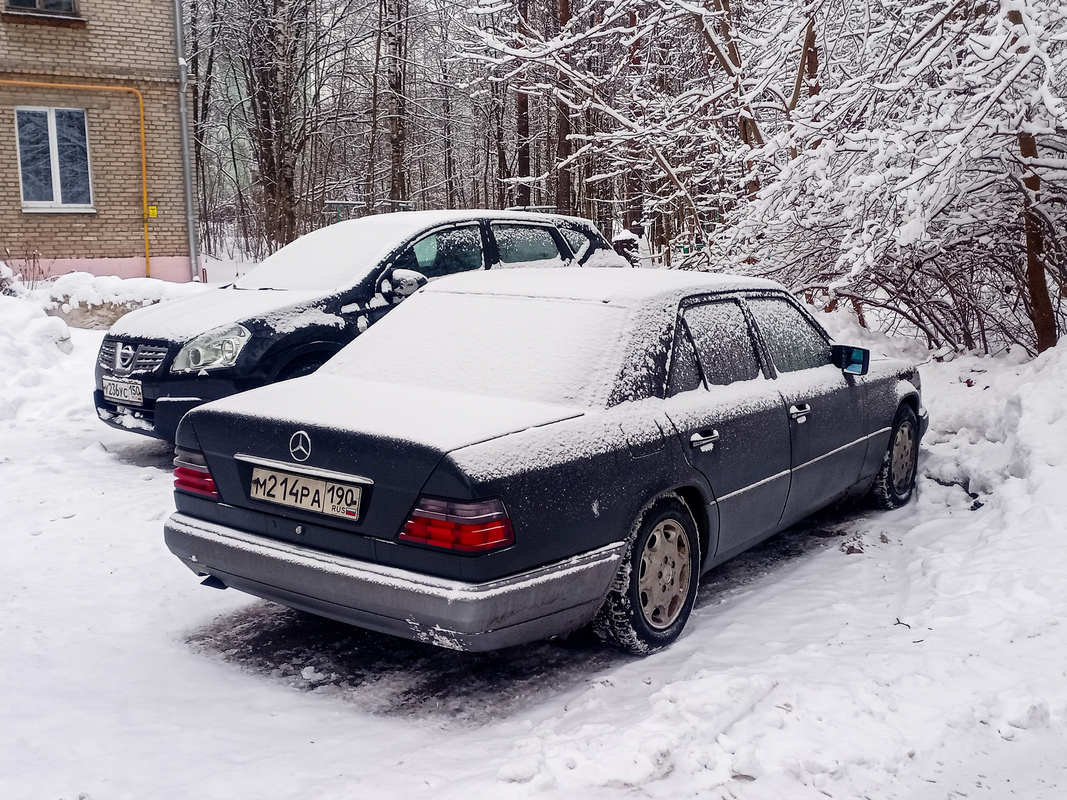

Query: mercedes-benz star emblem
[289,430,312,462]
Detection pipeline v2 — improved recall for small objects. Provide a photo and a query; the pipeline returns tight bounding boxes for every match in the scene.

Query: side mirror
[831,344,870,375]
[381,268,427,303]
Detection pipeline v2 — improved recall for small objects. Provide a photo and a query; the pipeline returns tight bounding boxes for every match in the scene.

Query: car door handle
[689,430,720,450]
[789,403,812,422]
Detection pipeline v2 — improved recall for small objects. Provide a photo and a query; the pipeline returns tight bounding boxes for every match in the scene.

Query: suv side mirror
[381,268,427,303]
[831,344,870,375]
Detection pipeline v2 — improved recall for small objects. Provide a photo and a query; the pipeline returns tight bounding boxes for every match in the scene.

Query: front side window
[6,0,77,12]
[491,223,565,267]
[747,296,831,374]
[16,107,93,210]
[683,300,762,386]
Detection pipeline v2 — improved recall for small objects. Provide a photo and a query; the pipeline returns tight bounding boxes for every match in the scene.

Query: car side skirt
[165,513,627,652]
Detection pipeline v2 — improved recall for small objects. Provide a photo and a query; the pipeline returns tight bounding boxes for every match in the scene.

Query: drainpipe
[172,0,199,281]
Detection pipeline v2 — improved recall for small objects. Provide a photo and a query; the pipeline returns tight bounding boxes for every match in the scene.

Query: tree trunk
[365,0,385,214]
[554,0,572,214]
[514,0,531,207]
[516,88,531,206]
[623,10,642,230]
[695,0,762,198]
[440,60,457,208]
[1018,131,1057,352]
[385,0,407,210]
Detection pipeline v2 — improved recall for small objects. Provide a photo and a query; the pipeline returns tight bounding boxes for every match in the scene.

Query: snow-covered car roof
[232,210,608,292]
[423,265,785,306]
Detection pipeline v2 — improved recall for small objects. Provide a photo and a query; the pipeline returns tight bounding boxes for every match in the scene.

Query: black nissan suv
[94,210,624,441]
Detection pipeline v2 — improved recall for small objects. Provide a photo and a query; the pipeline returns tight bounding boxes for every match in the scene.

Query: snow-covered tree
[725,0,1067,353]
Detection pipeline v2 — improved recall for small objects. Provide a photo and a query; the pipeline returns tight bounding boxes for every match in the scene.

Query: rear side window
[404,225,484,278]
[491,224,565,267]
[559,227,592,261]
[666,319,702,396]
[747,296,831,373]
[683,300,761,385]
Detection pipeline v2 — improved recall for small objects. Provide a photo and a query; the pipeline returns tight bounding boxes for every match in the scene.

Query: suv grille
[132,344,169,371]
[99,339,170,374]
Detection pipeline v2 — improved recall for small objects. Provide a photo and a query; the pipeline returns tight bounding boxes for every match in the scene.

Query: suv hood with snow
[107,287,325,342]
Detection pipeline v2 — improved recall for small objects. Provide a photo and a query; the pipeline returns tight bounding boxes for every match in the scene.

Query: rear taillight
[399,496,514,553]
[173,447,219,500]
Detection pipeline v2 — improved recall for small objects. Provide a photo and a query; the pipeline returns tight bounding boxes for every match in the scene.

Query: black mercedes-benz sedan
[94,210,623,441]
[164,268,927,654]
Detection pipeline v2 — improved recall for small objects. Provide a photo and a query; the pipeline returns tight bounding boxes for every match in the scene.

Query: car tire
[872,404,919,509]
[593,495,700,654]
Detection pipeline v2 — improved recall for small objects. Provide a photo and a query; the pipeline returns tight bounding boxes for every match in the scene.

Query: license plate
[249,467,362,520]
[103,377,143,406]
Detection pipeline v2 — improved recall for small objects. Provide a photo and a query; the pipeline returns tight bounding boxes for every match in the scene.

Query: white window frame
[4,0,79,12]
[14,106,95,214]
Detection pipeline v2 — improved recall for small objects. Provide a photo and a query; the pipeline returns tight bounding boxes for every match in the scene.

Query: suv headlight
[171,324,251,373]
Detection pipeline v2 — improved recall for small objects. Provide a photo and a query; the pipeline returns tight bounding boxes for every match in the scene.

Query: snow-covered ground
[2,286,1066,799]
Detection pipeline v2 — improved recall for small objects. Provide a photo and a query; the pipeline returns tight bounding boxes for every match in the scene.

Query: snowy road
[2,294,1066,799]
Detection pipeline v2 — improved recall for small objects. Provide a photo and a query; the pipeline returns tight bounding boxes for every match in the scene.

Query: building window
[5,0,77,13]
[15,107,94,212]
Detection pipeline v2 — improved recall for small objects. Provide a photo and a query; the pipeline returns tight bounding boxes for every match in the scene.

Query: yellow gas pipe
[0,78,151,276]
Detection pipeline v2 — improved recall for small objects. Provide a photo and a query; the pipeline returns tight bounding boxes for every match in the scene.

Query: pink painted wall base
[7,256,200,283]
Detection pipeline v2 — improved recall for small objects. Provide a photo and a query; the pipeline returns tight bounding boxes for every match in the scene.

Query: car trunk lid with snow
[176,375,584,554]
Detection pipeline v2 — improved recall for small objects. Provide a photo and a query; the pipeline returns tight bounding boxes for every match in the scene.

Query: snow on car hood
[106,287,323,342]
[193,374,584,454]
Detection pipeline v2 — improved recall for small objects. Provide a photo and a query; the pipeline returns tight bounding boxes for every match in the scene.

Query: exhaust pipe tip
[200,574,228,590]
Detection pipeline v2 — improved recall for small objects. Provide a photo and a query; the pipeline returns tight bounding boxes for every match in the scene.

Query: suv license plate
[249,467,362,521]
[103,377,143,406]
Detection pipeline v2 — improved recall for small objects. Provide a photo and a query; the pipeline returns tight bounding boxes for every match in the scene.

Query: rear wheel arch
[900,392,920,419]
[674,484,713,571]
[622,483,710,566]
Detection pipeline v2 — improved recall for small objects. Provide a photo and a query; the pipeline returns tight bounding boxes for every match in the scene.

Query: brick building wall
[0,0,195,282]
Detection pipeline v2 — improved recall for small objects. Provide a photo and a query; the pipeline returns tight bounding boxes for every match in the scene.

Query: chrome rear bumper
[165,512,626,651]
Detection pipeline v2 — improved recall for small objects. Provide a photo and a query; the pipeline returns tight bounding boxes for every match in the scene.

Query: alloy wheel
[638,519,692,629]
[891,420,917,495]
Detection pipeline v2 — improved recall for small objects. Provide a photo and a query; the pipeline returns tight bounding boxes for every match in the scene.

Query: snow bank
[44,271,207,311]
[0,295,73,423]
[1,262,208,329]
[814,304,934,362]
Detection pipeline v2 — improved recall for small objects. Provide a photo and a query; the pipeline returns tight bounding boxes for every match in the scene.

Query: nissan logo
[289,430,312,462]
[114,343,136,376]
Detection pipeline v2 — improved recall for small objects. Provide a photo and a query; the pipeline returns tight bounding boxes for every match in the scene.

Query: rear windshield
[322,291,630,407]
